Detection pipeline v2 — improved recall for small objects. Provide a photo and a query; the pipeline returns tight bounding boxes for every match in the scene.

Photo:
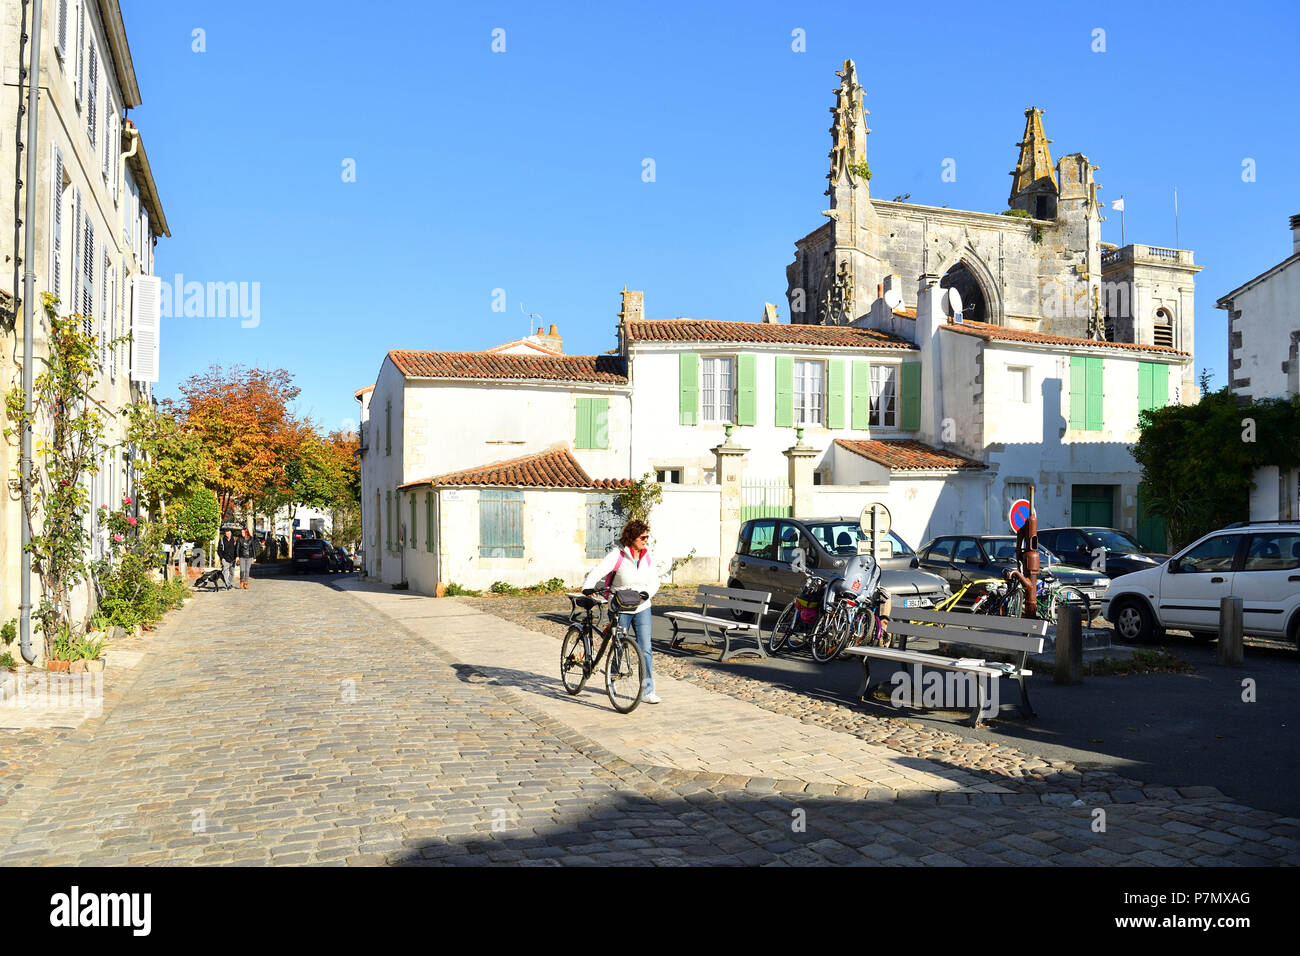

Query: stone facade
[785,58,1199,403]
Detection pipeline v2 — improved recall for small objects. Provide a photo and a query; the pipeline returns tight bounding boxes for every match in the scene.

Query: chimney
[543,323,563,353]
[1291,214,1300,255]
[619,289,644,325]
[761,302,780,323]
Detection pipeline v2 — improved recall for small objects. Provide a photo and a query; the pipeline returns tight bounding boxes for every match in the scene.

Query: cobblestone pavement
[0,576,1295,866]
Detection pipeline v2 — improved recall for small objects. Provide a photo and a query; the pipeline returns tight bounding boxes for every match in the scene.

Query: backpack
[603,550,625,591]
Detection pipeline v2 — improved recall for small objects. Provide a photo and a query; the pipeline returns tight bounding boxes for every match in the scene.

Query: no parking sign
[1008,499,1033,534]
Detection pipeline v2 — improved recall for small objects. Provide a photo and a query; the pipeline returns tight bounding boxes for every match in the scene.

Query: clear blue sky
[123,0,1299,431]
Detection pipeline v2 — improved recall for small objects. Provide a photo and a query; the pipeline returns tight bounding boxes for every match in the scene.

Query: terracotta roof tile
[835,439,985,471]
[399,448,634,490]
[353,384,374,399]
[942,320,1189,356]
[389,350,627,384]
[624,319,916,350]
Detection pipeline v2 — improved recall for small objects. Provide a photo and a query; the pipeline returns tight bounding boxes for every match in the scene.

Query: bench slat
[665,611,756,631]
[886,622,1043,654]
[898,608,1048,636]
[842,647,1032,678]
[698,585,771,602]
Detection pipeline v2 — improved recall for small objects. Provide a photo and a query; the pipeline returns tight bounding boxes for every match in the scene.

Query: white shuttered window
[130,275,161,383]
[50,148,64,302]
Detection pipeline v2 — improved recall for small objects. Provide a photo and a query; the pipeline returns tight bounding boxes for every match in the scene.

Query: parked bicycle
[560,588,648,713]
[978,569,1090,624]
[768,567,826,655]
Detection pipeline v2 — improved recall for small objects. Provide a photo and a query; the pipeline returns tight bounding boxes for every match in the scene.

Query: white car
[1102,522,1300,645]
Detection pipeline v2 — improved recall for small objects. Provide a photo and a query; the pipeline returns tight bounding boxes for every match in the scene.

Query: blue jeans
[618,607,655,695]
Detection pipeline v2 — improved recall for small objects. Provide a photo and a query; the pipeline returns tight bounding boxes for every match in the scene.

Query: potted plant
[80,635,108,673]
[48,625,75,673]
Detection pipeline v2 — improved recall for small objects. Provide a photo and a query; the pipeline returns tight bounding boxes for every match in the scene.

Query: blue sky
[123,0,1299,431]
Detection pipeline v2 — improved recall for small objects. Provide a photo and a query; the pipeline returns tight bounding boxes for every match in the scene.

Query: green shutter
[679,353,699,425]
[426,492,434,552]
[1069,357,1086,429]
[575,397,596,449]
[899,361,921,431]
[1137,362,1153,416]
[385,491,391,550]
[736,354,757,426]
[591,398,609,448]
[774,356,794,427]
[851,361,871,430]
[826,360,846,429]
[385,400,392,456]
[410,497,416,548]
[1085,357,1104,431]
[1152,362,1169,410]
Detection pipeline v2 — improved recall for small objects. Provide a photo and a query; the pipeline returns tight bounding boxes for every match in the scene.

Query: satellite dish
[941,287,962,318]
[883,287,903,311]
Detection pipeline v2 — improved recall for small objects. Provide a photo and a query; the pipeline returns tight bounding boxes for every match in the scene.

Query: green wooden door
[1135,494,1168,552]
[1071,484,1115,527]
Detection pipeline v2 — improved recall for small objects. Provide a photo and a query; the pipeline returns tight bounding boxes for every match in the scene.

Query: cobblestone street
[1,575,1297,866]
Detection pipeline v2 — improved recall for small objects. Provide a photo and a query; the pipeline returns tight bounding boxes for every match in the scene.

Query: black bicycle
[560,588,647,713]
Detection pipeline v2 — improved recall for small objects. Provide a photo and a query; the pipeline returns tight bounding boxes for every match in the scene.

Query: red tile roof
[388,350,628,384]
[399,448,634,490]
[835,439,985,471]
[353,384,374,399]
[624,319,916,350]
[942,320,1189,356]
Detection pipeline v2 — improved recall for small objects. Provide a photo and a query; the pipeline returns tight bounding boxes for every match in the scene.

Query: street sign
[1008,499,1033,533]
[858,502,892,537]
[858,502,893,559]
[293,519,301,528]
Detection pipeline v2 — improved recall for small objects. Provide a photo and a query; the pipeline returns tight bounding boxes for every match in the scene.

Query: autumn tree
[164,366,303,519]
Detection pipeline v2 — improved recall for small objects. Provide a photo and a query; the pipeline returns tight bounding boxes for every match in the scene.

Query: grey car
[728,517,952,612]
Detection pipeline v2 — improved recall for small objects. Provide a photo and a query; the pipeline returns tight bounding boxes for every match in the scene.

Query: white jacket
[582,546,662,613]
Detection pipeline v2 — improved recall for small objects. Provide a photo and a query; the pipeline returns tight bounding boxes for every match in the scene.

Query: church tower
[1008,107,1058,220]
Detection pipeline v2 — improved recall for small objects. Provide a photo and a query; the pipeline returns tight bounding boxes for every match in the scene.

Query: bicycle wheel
[1004,586,1024,618]
[605,636,644,713]
[1052,586,1091,626]
[769,602,797,654]
[560,626,590,695]
[810,602,852,663]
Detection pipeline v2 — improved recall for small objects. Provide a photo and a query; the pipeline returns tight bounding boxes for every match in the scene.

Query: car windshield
[982,538,1061,566]
[1084,529,1145,552]
[804,522,913,557]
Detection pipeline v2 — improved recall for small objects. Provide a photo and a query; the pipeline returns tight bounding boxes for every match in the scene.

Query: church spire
[1008,106,1058,214]
[827,59,869,192]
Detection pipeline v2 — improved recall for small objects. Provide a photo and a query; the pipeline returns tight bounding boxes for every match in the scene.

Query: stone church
[785,60,1201,401]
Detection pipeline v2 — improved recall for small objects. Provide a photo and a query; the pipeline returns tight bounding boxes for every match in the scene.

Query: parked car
[917,534,1110,607]
[1036,527,1167,579]
[334,547,355,572]
[728,517,952,613]
[1101,522,1300,644]
[292,538,340,574]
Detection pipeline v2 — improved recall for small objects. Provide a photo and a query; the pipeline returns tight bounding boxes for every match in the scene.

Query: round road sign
[1008,498,1033,533]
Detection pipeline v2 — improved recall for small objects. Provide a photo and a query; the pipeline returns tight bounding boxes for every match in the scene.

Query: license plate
[903,597,932,608]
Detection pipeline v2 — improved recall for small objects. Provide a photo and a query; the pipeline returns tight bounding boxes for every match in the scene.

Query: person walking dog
[237,528,257,589]
[217,529,239,591]
[582,520,662,704]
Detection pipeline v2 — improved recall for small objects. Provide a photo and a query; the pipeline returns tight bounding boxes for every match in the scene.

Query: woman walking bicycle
[581,520,663,704]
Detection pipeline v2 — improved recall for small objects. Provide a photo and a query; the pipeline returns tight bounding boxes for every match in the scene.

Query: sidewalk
[338,580,1001,796]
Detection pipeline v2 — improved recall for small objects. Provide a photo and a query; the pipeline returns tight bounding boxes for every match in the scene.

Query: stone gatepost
[784,430,819,518]
[712,434,749,583]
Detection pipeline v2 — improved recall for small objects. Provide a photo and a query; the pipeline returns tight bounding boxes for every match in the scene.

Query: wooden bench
[843,608,1047,727]
[664,586,772,663]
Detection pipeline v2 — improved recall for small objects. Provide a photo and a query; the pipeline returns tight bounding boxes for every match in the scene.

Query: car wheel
[1113,598,1156,644]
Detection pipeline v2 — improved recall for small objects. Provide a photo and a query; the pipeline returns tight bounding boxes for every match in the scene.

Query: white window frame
[794,360,824,426]
[655,468,683,484]
[1007,365,1031,404]
[869,364,897,428]
[700,355,735,424]
[54,0,70,62]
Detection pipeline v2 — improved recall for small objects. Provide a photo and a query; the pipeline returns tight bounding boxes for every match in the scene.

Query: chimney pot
[549,324,557,335]
[1291,213,1300,255]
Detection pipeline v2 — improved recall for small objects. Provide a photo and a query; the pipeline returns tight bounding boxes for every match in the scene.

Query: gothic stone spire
[827,59,869,191]
[1008,106,1058,207]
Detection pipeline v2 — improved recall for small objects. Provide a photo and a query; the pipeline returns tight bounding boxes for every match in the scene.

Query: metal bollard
[1055,603,1083,685]
[1217,596,1244,666]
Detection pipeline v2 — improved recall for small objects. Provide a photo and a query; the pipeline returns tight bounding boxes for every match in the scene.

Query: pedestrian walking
[582,520,663,704]
[263,532,278,562]
[237,528,256,589]
[217,529,239,591]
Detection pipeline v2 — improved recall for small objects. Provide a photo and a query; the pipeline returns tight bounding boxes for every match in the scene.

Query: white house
[356,285,1190,593]
[1216,214,1300,521]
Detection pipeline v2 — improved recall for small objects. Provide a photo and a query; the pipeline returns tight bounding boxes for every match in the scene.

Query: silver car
[728,516,952,612]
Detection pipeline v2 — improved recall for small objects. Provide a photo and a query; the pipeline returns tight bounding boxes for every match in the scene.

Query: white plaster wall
[653,486,722,584]
[360,359,406,584]
[812,476,989,550]
[1229,258,1300,401]
[628,344,919,484]
[402,381,631,483]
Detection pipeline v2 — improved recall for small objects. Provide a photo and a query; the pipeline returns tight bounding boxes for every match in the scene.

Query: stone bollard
[1216,596,1244,666]
[1055,603,1083,685]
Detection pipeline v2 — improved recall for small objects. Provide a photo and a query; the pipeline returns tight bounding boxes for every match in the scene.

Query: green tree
[1134,389,1300,550]
[176,488,221,545]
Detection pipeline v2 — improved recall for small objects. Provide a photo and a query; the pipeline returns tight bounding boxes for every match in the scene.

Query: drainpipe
[19,0,45,664]
[119,121,139,239]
